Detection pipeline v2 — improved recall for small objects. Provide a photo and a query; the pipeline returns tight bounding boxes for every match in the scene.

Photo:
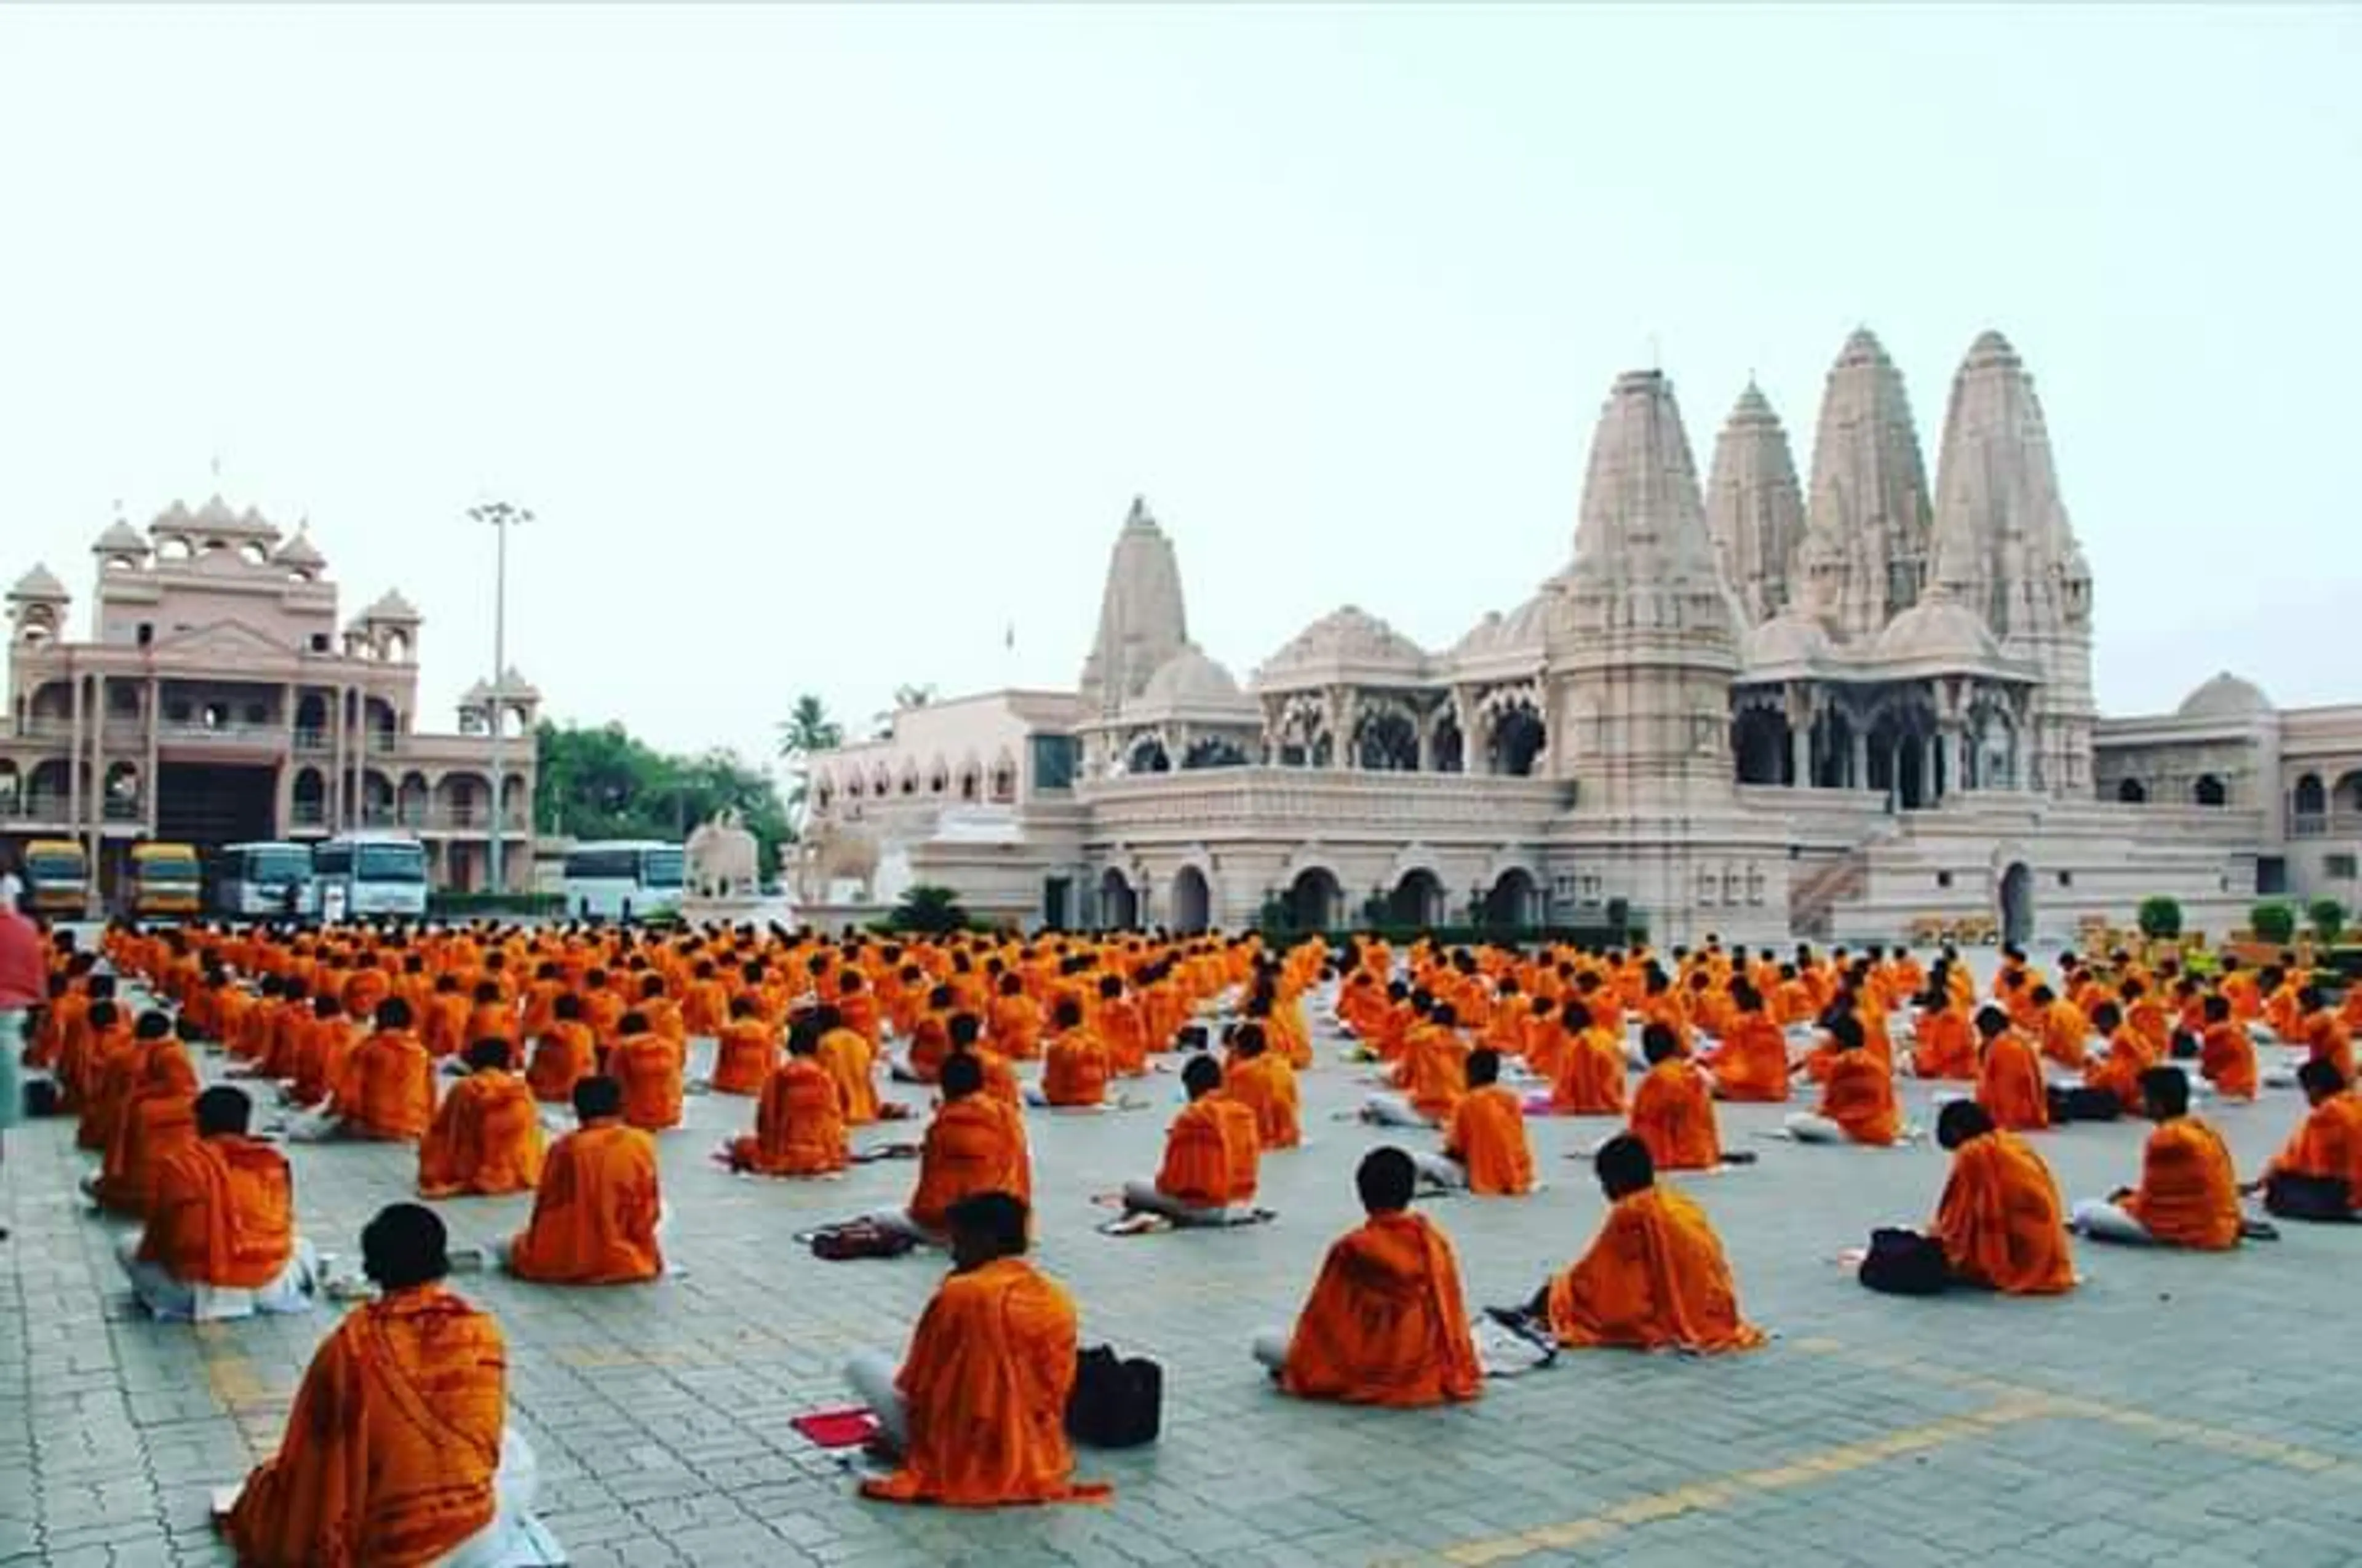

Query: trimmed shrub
[2135,896,2184,940]
[2252,901,2298,945]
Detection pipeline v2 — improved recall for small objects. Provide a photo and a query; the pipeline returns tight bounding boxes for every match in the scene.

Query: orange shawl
[1444,1085,1534,1195]
[417,1071,546,1198]
[506,1121,663,1284]
[2125,1119,2241,1250]
[1933,1132,2075,1294]
[1282,1212,1481,1407]
[1548,1185,1764,1353]
[730,1057,849,1177]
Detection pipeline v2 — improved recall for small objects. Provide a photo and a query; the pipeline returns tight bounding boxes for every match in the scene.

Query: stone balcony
[1076,766,1570,837]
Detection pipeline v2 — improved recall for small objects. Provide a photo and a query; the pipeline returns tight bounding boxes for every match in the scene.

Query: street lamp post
[469,501,531,896]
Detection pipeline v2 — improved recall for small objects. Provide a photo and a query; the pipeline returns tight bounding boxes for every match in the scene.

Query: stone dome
[1255,604,1426,685]
[362,588,421,624]
[1875,588,2000,667]
[274,530,327,571]
[1742,608,1835,671]
[8,563,68,602]
[1449,586,1553,663]
[1139,643,1244,706]
[93,518,148,556]
[2176,671,2272,720]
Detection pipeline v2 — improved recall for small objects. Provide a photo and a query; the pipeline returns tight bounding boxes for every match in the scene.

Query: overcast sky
[4,5,2356,770]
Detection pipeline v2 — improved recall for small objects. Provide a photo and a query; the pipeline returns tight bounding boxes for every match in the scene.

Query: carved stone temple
[800,331,2362,945]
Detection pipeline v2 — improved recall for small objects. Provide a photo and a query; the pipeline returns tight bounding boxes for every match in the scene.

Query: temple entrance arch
[1732,708,1790,786]
[1482,867,1538,931]
[1285,866,1342,932]
[1998,861,2034,947]
[1099,868,1139,930]
[1170,865,1211,934]
[1488,704,1546,776]
[1386,867,1445,928]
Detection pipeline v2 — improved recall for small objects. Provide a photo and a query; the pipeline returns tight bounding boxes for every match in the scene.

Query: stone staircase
[1789,848,1869,939]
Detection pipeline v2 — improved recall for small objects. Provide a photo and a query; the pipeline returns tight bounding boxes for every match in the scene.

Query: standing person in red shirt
[0,889,46,1240]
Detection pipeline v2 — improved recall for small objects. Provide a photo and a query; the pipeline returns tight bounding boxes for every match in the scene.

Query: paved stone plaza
[8,960,2362,1568]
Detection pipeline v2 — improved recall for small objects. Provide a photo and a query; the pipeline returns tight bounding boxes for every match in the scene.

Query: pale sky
[4,4,2356,773]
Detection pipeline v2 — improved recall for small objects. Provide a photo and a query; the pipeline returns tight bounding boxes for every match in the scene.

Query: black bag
[1858,1228,1950,1295]
[1175,1025,1209,1053]
[1065,1345,1162,1447]
[805,1220,918,1261]
[2046,1085,2123,1124]
[2264,1172,2355,1223]
[22,1078,60,1120]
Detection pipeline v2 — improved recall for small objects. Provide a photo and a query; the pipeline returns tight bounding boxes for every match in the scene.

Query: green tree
[773,693,843,822]
[883,883,967,934]
[2136,896,2184,940]
[536,721,795,880]
[2252,899,2298,946]
[2309,897,2348,944]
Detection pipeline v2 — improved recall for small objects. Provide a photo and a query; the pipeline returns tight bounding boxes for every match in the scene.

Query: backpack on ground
[1856,1227,1950,1296]
[2264,1172,2356,1224]
[805,1220,918,1262]
[1066,1345,1162,1447]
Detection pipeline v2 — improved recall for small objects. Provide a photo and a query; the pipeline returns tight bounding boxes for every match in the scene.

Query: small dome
[8,563,69,602]
[1256,603,1426,685]
[1743,608,1834,671]
[1139,643,1243,706]
[1875,589,2000,666]
[2176,671,2272,720]
[491,666,539,700]
[1450,585,1554,663]
[362,587,421,624]
[274,529,326,570]
[460,677,493,704]
[93,518,148,556]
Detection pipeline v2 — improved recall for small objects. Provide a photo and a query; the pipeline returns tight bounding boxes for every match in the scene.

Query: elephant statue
[685,807,760,899]
[794,820,882,904]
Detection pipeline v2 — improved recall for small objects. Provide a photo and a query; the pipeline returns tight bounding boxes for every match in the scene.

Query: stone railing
[2289,811,2362,839]
[1078,767,1569,832]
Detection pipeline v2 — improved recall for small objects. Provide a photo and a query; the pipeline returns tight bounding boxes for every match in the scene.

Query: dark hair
[1356,1146,1417,1213]
[948,1011,981,1048]
[2299,1057,2347,1098]
[376,996,414,1029]
[1936,1099,1995,1150]
[135,1009,172,1040]
[573,1074,624,1120]
[1641,1022,1682,1064]
[1182,1053,1223,1097]
[194,1084,253,1137]
[466,1037,513,1072]
[945,1190,1028,1254]
[1466,1047,1500,1088]
[361,1203,450,1291]
[2139,1064,2190,1118]
[940,1051,985,1098]
[1594,1132,1654,1196]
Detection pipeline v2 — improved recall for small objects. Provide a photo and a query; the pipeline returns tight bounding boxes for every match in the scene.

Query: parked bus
[209,840,317,920]
[22,838,89,917]
[562,840,686,921]
[313,832,429,921]
[127,842,202,919]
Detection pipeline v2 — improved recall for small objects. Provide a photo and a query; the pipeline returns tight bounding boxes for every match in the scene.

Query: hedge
[426,891,568,919]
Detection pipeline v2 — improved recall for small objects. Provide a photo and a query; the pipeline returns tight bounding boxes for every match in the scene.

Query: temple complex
[802,328,2362,945]
[3,496,535,899]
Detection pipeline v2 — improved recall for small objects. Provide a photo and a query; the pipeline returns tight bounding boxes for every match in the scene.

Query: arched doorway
[1355,710,1420,772]
[1482,868,1538,931]
[1170,866,1211,934]
[1285,867,1341,932]
[2116,778,2147,803]
[1998,862,2034,946]
[1386,868,1445,928]
[1126,736,1172,774]
[1099,868,1139,931]
[1732,708,1791,786]
[1489,704,1547,776]
[2193,774,2227,807]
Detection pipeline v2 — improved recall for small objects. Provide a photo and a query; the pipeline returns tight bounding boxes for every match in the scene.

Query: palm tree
[774,693,843,822]
[872,682,938,740]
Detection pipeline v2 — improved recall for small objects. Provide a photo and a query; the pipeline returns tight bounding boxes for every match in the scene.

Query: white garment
[118,1233,319,1323]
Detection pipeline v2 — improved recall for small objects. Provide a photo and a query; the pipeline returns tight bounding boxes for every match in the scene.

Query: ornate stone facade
[3,496,536,901]
[803,330,2360,944]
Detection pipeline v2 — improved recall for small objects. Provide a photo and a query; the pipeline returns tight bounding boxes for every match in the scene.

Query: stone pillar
[144,676,160,834]
[65,671,83,838]
[1329,687,1354,771]
[1848,728,1869,792]
[1945,724,1967,797]
[1417,713,1434,772]
[1920,733,1938,804]
[1789,714,1811,789]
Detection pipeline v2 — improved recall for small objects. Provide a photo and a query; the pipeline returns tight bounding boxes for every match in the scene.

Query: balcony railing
[0,793,142,825]
[2291,810,2362,839]
[153,722,286,747]
[293,728,330,753]
[1076,766,1569,832]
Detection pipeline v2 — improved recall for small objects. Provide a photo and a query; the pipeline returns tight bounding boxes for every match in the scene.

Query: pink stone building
[2,496,536,904]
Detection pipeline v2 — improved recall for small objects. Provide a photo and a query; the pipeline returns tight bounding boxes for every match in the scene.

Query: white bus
[562,840,685,921]
[313,832,429,921]
[209,840,317,920]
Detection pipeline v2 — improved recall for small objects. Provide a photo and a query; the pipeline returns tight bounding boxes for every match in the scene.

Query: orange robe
[2301,1011,2356,1082]
[817,1025,880,1126]
[2083,1029,2155,1114]
[2198,1021,2257,1100]
[1708,1014,1791,1102]
[729,1058,849,1176]
[333,1030,437,1141]
[1816,1049,1902,1145]
[1155,1097,1249,1208]
[2123,1119,2241,1250]
[1933,1131,2075,1294]
[1040,1027,1111,1107]
[1225,1053,1302,1150]
[225,1284,504,1568]
[506,1120,664,1284]
[1442,1084,1534,1195]
[908,1098,1032,1233]
[417,1070,546,1198]
[1393,1023,1469,1123]
[526,1021,596,1105]
[1909,1008,1977,1081]
[710,1019,777,1096]
[1550,1026,1628,1115]
[138,1135,295,1287]
[859,1257,1107,1507]
[1629,1059,1721,1171]
[905,1015,952,1084]
[1975,1028,2050,1132]
[93,1045,201,1217]
[1281,1211,1481,1407]
[1547,1185,1764,1353]
[988,993,1044,1061]
[609,1031,685,1132]
[1097,996,1150,1077]
[2264,1093,2362,1209]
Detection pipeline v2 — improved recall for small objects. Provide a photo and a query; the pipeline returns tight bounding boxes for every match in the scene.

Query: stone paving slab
[9,955,2362,1566]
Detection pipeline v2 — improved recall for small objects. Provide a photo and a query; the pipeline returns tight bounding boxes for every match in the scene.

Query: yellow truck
[129,841,202,919]
[22,838,90,917]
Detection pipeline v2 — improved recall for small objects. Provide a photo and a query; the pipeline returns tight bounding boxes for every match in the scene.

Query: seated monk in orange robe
[872,1051,1032,1243]
[1706,981,1791,1102]
[503,1076,664,1284]
[1122,1054,1260,1224]
[1548,998,1628,1115]
[1502,1132,1764,1353]
[728,1021,848,1177]
[709,995,777,1096]
[1095,974,1150,1077]
[1035,998,1111,1108]
[1785,1016,1904,1145]
[1907,992,1977,1081]
[466,979,517,1054]
[71,999,137,1150]
[2244,1057,2362,1219]
[848,1191,1108,1507]
[2296,988,2356,1082]
[988,973,1044,1061]
[1255,1147,1481,1406]
[527,992,597,1104]
[122,1086,314,1321]
[1364,1000,1471,1128]
[1223,1022,1302,1150]
[897,985,957,1084]
[90,1013,199,1217]
[421,974,471,1061]
[814,1004,881,1126]
[418,1039,546,1198]
[285,993,357,1110]
[2197,993,2257,1101]
[312,997,436,1142]
[1912,1100,2075,1294]
[1628,1024,1723,1171]
[2081,1001,2154,1115]
[1972,1005,2050,1132]
[607,1010,685,1132]
[223,1203,538,1566]
[1414,1048,1535,1196]
[2072,1066,2243,1249]
[2031,985,2092,1072]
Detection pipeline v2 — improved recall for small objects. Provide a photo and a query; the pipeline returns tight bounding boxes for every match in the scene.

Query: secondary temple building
[820,330,2351,946]
[4,496,537,901]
